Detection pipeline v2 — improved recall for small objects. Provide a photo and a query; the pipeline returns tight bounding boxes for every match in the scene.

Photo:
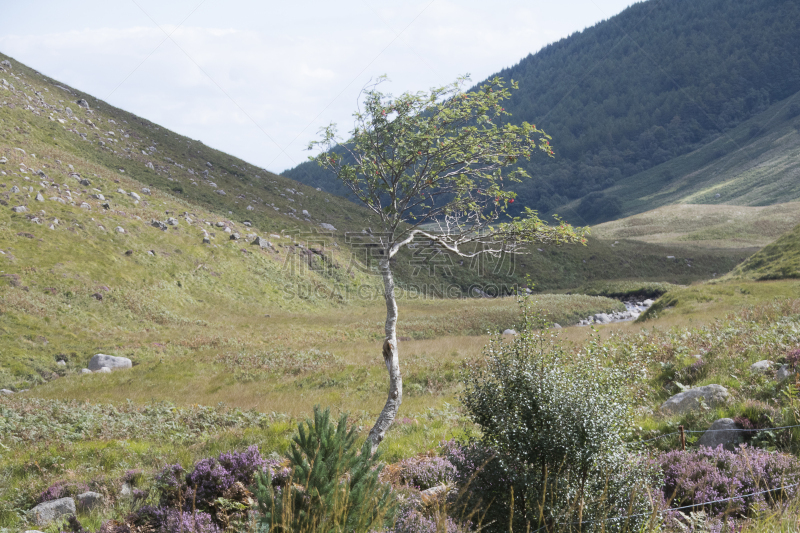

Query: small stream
[576,298,655,326]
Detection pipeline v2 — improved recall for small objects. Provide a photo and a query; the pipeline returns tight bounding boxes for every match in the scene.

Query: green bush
[459,299,659,531]
[253,406,395,533]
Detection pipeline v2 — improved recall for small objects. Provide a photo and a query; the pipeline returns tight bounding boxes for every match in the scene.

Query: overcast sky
[0,0,637,173]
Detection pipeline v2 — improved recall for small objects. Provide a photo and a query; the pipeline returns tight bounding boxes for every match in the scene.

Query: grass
[6,51,800,532]
[727,222,800,281]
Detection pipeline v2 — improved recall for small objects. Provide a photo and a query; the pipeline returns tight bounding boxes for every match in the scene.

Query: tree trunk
[367,257,403,453]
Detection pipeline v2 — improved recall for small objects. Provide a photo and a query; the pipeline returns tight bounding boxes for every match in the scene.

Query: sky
[0,0,638,174]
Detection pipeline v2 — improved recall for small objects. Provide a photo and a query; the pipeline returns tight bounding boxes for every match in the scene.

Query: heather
[659,446,800,517]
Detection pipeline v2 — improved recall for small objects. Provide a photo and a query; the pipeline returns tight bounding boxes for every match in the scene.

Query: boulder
[30,497,76,526]
[76,491,103,511]
[252,236,272,249]
[697,418,744,451]
[11,205,27,213]
[11,185,19,193]
[502,329,517,336]
[167,217,178,226]
[230,233,240,240]
[750,360,774,373]
[1,389,14,395]
[320,223,337,231]
[593,313,611,324]
[115,226,125,234]
[96,367,112,373]
[778,365,794,382]
[81,368,92,374]
[88,354,132,372]
[141,188,151,195]
[35,193,44,202]
[660,384,729,415]
[76,99,90,110]
[129,191,141,201]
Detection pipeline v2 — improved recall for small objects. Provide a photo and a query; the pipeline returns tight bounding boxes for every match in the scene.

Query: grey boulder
[502,329,517,336]
[778,365,794,382]
[30,497,75,526]
[660,384,729,415]
[252,236,272,249]
[697,418,744,451]
[88,354,132,372]
[750,360,774,373]
[76,491,103,511]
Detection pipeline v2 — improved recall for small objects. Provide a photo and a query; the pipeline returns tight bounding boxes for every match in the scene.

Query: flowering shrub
[659,445,800,517]
[155,464,186,507]
[393,507,469,533]
[154,508,221,533]
[186,445,264,507]
[263,457,291,487]
[122,469,145,486]
[37,481,90,503]
[395,455,456,490]
[218,445,265,487]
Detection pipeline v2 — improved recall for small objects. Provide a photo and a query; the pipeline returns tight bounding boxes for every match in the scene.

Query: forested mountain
[284,0,800,224]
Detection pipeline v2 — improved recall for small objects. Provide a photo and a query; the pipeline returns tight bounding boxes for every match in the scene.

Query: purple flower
[395,456,456,490]
[37,481,90,503]
[393,507,470,533]
[658,445,800,517]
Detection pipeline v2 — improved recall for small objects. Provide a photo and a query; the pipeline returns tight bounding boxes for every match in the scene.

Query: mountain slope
[727,222,800,280]
[285,0,800,224]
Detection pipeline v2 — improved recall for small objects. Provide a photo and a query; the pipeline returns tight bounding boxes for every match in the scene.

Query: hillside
[592,202,800,250]
[286,0,800,224]
[727,222,800,280]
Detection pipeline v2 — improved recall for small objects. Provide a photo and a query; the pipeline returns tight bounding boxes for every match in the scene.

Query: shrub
[155,464,186,507]
[659,445,800,518]
[394,455,456,490]
[458,302,659,531]
[37,481,90,503]
[154,508,221,533]
[253,406,395,533]
[393,507,469,533]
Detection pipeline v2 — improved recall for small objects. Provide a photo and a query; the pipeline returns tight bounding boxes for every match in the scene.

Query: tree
[309,76,587,451]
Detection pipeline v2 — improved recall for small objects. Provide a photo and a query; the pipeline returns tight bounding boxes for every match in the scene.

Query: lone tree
[310,76,587,451]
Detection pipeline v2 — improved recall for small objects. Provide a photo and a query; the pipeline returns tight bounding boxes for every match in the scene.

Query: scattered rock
[215,189,226,196]
[96,367,112,373]
[246,205,254,211]
[11,205,27,213]
[11,185,19,193]
[30,497,76,526]
[76,99,90,110]
[502,329,517,336]
[115,226,125,234]
[35,193,44,202]
[302,210,309,216]
[81,368,92,374]
[750,360,774,373]
[252,236,272,249]
[88,354,132,372]
[778,365,794,382]
[57,360,66,366]
[167,217,178,226]
[552,323,562,329]
[151,220,167,231]
[80,202,90,209]
[697,418,744,451]
[129,191,141,201]
[320,223,337,231]
[643,299,654,306]
[215,221,226,228]
[1,389,14,395]
[593,313,612,324]
[120,483,132,497]
[660,384,729,415]
[76,491,103,511]
[146,162,154,170]
[92,293,103,300]
[141,188,151,195]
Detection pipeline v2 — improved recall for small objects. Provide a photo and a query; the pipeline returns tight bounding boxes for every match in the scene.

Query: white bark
[367,256,403,453]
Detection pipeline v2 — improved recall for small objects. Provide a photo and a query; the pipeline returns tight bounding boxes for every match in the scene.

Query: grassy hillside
[727,222,800,280]
[592,202,800,249]
[286,0,800,224]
